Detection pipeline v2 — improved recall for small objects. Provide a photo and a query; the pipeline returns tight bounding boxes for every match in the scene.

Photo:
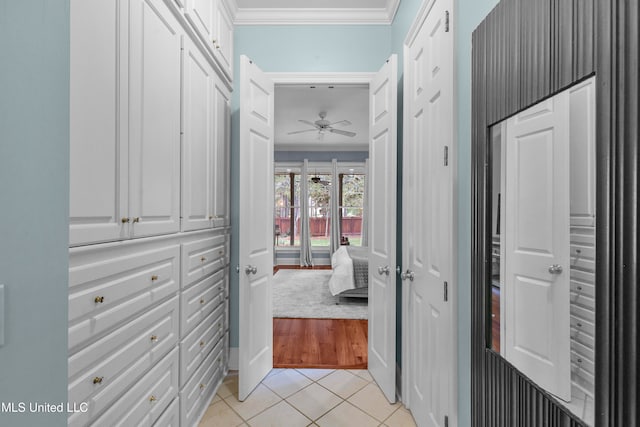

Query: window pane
[309,174,331,246]
[274,172,301,247]
[340,174,365,247]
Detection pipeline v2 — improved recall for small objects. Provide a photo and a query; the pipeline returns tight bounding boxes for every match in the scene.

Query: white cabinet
[69,0,128,246]
[182,35,215,232]
[213,80,231,226]
[70,0,182,246]
[184,0,234,80]
[212,0,234,79]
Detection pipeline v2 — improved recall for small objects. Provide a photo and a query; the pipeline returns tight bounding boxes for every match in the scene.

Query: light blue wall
[0,2,69,426]
[230,25,392,349]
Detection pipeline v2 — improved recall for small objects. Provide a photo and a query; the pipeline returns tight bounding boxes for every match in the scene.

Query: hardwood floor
[273,318,368,369]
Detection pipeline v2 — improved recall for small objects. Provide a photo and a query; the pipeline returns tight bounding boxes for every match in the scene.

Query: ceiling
[232,0,400,25]
[275,84,369,152]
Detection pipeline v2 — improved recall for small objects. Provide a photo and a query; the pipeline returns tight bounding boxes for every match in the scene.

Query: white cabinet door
[368,55,397,404]
[69,0,128,246]
[129,0,182,238]
[238,55,274,401]
[213,0,234,80]
[182,35,215,232]
[184,0,215,49]
[213,80,231,227]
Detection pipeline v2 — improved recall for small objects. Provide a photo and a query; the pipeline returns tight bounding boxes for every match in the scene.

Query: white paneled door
[368,55,398,404]
[238,55,274,401]
[403,1,455,425]
[503,95,571,401]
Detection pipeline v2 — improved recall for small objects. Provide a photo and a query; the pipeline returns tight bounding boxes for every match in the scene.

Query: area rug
[272,269,368,319]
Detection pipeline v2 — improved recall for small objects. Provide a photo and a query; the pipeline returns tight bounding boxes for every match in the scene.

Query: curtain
[361,159,369,247]
[329,159,341,255]
[299,159,314,266]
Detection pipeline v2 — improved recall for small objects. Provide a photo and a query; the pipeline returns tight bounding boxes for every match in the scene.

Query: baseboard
[228,347,239,370]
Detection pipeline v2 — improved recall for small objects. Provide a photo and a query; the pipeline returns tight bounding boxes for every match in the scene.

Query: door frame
[401,0,459,422]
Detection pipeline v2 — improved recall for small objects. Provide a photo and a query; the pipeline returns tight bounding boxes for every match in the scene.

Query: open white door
[503,95,571,401]
[368,54,397,403]
[238,55,274,401]
[402,1,455,425]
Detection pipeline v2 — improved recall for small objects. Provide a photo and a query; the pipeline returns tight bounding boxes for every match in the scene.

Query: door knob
[548,264,563,274]
[244,265,258,275]
[377,265,390,276]
[401,269,415,281]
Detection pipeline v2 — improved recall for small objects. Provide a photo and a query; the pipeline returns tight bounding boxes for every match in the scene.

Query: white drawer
[182,235,226,289]
[91,348,179,427]
[180,308,225,386]
[153,396,179,427]
[68,297,179,426]
[180,342,224,427]
[180,269,225,336]
[69,244,180,350]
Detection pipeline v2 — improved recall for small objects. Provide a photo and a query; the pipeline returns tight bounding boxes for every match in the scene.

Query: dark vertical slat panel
[574,0,594,80]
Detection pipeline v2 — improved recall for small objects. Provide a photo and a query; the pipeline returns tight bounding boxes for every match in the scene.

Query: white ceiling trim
[268,72,376,85]
[232,0,400,25]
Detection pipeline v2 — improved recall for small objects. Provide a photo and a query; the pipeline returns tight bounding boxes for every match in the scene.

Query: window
[274,172,300,247]
[308,174,331,247]
[339,173,365,246]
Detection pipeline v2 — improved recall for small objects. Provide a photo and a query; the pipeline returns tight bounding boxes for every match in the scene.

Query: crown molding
[231,0,400,25]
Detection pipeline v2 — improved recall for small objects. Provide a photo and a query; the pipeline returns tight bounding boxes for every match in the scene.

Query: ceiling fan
[287,112,356,138]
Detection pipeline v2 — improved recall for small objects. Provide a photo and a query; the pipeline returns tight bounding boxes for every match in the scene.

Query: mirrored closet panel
[488,77,596,425]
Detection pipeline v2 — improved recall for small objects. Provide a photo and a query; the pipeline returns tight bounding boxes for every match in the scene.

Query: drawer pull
[218,250,224,255]
[93,376,104,385]
[218,322,222,330]
[577,322,583,328]
[200,298,205,304]
[151,275,159,282]
[150,335,158,343]
[132,217,140,223]
[121,217,130,223]
[200,256,207,263]
[200,383,205,390]
[200,340,205,347]
[94,296,105,304]
[209,215,214,220]
[149,395,157,403]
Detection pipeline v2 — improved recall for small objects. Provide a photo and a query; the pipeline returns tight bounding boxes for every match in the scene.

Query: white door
[238,55,274,401]
[503,95,571,401]
[129,0,181,238]
[181,34,214,232]
[368,54,398,403]
[69,0,128,247]
[403,1,455,425]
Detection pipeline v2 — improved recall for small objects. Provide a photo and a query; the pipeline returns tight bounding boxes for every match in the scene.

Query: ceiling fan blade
[328,128,356,137]
[330,120,352,127]
[298,119,318,128]
[287,129,318,135]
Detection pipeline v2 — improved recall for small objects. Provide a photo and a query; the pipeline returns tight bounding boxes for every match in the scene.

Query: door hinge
[445,415,449,427]
[444,146,449,166]
[444,281,448,302]
[445,11,450,32]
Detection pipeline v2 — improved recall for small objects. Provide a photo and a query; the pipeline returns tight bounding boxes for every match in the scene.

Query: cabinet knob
[218,250,224,255]
[212,39,217,44]
[200,383,205,390]
[200,341,205,347]
[132,217,140,223]
[93,376,104,385]
[200,298,205,304]
[151,275,159,282]
[209,215,214,220]
[121,217,130,223]
[149,395,157,403]
[150,335,158,343]
[94,296,105,304]
[200,256,207,263]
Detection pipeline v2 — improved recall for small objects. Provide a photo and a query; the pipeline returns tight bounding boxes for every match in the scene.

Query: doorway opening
[271,80,371,370]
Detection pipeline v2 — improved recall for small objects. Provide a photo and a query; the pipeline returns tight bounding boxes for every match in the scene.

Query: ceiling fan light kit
[287,111,357,138]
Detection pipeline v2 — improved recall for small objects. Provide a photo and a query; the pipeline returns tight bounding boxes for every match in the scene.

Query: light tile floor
[199,369,418,427]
